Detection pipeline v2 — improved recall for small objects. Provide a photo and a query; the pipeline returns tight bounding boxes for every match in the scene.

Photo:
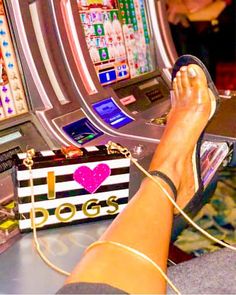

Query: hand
[183,0,213,13]
[166,0,190,26]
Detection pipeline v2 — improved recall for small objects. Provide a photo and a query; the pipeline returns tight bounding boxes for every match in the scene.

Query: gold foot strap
[148,170,177,200]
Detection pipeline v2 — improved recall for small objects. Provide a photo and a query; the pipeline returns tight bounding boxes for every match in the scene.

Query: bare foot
[170,64,216,212]
[149,64,215,208]
[62,64,217,295]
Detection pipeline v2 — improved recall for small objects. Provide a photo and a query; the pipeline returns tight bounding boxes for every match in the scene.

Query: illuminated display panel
[0,1,28,121]
[63,117,103,145]
[93,97,133,129]
[78,0,154,85]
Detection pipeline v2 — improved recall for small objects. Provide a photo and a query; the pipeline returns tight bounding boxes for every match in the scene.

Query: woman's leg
[60,64,214,294]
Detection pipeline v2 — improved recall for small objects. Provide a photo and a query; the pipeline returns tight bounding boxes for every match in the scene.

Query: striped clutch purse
[14,144,130,232]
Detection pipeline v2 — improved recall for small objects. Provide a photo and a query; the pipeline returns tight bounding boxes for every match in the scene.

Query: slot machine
[28,0,236,233]
[3,0,236,234]
[34,0,236,147]
[0,0,61,249]
[5,0,235,209]
[0,3,166,289]
[3,0,162,202]
[0,1,235,293]
[0,1,54,204]
[49,0,171,142]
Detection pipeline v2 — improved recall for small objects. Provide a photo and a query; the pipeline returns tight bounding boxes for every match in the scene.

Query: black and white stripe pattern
[14,145,130,232]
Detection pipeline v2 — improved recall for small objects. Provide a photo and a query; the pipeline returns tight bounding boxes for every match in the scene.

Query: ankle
[149,158,184,193]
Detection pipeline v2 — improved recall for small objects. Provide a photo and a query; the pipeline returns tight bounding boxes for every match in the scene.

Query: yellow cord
[23,142,236,295]
[23,146,180,293]
[24,151,70,277]
[127,148,236,252]
[85,240,181,294]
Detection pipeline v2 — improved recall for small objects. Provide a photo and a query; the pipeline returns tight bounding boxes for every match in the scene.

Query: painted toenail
[188,67,197,78]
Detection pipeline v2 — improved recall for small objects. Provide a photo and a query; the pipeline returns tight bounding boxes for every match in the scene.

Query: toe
[187,64,208,88]
[180,66,190,89]
[176,71,183,94]
[187,64,213,108]
[172,77,179,104]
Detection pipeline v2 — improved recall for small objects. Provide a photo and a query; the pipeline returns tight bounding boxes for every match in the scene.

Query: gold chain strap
[23,149,70,276]
[22,142,236,294]
[106,142,236,252]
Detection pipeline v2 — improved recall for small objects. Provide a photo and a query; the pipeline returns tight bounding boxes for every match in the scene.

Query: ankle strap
[148,170,177,201]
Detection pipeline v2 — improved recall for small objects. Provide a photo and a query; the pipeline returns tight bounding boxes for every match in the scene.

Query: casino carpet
[175,166,236,255]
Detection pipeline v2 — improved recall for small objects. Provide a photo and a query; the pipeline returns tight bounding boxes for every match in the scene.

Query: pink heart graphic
[73,163,111,194]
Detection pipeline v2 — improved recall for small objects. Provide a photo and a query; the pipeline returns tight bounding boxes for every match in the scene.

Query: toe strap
[148,170,177,201]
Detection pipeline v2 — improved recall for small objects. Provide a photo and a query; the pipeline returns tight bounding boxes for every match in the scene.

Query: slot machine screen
[62,117,104,145]
[78,0,154,86]
[93,97,133,128]
[0,1,28,121]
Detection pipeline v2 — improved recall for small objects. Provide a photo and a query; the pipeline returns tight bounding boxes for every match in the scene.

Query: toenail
[180,66,187,71]
[177,71,181,77]
[173,77,177,82]
[188,67,197,78]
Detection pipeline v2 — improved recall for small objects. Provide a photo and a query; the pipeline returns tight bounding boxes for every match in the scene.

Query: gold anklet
[85,240,180,294]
